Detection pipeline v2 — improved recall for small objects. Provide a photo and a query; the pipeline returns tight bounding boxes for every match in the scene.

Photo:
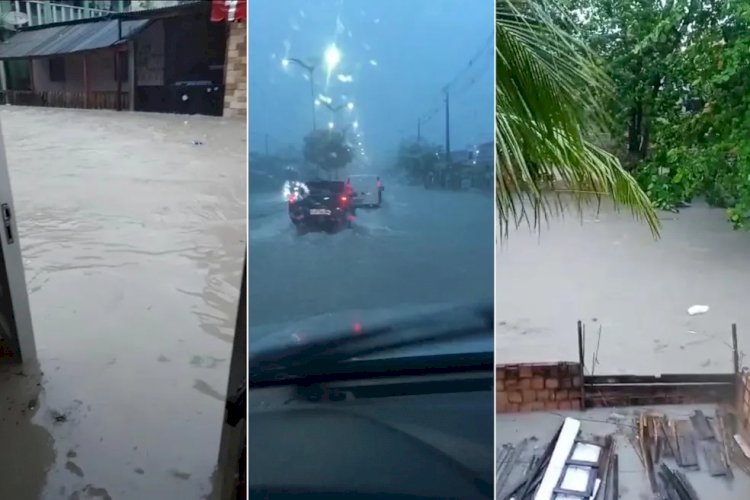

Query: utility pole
[444,87,451,164]
[308,69,317,130]
[417,118,421,142]
[285,58,318,130]
[265,134,269,155]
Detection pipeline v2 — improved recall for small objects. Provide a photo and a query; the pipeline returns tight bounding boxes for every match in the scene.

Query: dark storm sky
[249,0,493,166]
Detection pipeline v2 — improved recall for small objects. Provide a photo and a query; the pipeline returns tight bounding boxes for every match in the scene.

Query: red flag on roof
[211,0,247,22]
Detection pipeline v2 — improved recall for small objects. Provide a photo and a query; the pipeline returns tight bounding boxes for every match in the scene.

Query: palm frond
[496,0,660,237]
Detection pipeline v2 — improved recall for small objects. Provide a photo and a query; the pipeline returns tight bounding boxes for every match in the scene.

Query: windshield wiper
[249,302,492,384]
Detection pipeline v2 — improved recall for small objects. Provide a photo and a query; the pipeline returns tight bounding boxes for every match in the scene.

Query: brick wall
[223,21,247,118]
[496,362,583,413]
[737,369,750,431]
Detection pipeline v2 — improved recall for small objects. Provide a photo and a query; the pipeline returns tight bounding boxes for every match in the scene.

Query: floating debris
[688,305,710,315]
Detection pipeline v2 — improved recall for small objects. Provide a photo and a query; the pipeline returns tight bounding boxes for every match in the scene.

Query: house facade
[0,0,246,117]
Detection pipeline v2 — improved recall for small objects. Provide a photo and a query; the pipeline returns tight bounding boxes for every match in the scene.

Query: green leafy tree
[496,0,660,237]
[396,140,441,184]
[303,129,353,180]
[565,0,750,227]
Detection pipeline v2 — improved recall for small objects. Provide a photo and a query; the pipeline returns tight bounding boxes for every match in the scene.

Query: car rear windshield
[307,181,345,194]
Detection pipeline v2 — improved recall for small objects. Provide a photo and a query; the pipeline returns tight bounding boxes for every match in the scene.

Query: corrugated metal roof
[0,19,151,60]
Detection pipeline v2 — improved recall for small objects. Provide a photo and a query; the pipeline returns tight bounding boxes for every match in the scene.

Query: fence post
[733,323,739,374]
[578,320,586,408]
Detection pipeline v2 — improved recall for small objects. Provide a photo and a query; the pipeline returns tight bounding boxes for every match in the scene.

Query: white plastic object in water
[688,305,710,315]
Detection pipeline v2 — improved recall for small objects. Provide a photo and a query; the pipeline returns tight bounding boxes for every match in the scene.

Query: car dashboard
[248,364,493,499]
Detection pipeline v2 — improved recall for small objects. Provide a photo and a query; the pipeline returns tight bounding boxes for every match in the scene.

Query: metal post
[577,320,585,374]
[444,87,451,164]
[732,323,739,374]
[577,320,586,408]
[417,118,421,142]
[309,68,316,130]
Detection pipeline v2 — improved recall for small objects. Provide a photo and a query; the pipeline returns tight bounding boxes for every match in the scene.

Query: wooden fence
[2,90,129,111]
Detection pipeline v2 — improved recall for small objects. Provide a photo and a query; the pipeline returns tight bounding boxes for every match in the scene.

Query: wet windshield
[249,0,493,357]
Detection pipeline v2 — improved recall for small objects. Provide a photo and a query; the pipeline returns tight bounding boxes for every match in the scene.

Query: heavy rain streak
[249,0,494,338]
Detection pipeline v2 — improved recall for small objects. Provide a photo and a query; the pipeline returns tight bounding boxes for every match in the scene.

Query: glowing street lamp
[353,120,359,129]
[324,44,341,72]
[328,121,335,130]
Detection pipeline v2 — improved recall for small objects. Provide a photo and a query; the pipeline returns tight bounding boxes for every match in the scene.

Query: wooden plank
[690,410,715,440]
[584,382,733,391]
[660,418,677,459]
[734,434,750,459]
[715,408,734,479]
[702,440,729,476]
[585,373,735,385]
[675,420,699,468]
[584,383,733,401]
[83,54,89,109]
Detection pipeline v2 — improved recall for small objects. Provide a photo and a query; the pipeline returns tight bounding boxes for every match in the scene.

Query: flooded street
[249,184,493,337]
[497,199,750,374]
[0,107,245,499]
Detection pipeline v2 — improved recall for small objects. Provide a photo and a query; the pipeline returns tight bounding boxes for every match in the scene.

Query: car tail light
[340,196,348,203]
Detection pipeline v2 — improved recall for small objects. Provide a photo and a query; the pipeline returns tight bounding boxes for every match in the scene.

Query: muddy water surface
[0,107,245,499]
[497,200,750,375]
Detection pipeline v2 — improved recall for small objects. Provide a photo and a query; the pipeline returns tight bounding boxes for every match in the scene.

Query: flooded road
[497,199,750,374]
[249,184,493,338]
[0,107,245,499]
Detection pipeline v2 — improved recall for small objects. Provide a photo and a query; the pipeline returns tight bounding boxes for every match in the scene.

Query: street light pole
[308,71,316,130]
[285,46,341,132]
[444,87,451,164]
[323,101,354,131]
[285,57,318,130]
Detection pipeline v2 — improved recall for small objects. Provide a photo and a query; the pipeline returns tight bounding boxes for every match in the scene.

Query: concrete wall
[737,370,750,431]
[223,21,246,118]
[496,362,583,413]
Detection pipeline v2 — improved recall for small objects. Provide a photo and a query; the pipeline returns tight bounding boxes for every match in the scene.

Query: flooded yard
[0,107,245,499]
[497,199,750,375]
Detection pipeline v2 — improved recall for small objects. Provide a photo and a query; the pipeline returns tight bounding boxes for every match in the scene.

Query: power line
[445,34,493,94]
[450,53,492,102]
[417,33,493,126]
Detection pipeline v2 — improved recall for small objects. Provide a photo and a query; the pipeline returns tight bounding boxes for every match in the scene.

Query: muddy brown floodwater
[0,107,245,499]
[497,199,750,375]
